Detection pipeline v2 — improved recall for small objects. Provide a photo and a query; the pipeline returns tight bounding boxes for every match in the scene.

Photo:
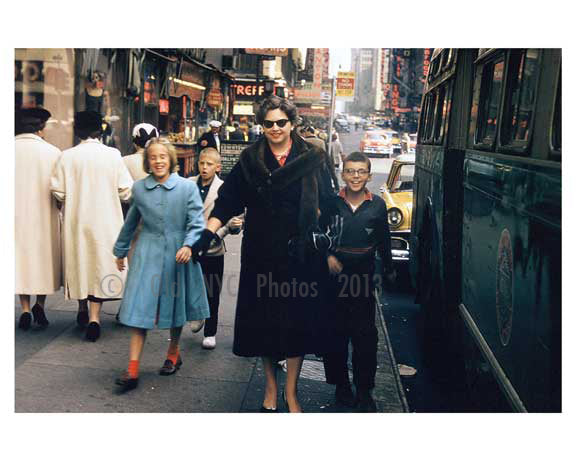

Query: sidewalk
[14,235,407,413]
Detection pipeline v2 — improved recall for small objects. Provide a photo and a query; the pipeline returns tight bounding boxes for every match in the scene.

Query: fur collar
[239,132,325,192]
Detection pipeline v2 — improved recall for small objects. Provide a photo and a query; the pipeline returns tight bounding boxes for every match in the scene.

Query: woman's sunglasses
[262,119,290,129]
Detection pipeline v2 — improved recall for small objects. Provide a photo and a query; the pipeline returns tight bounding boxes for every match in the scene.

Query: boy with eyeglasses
[321,151,396,412]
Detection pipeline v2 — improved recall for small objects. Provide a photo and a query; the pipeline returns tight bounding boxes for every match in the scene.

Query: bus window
[552,68,561,156]
[476,56,505,147]
[501,49,540,149]
[434,82,452,144]
[424,92,437,142]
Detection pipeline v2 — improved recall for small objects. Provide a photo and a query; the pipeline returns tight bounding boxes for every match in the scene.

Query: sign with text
[220,140,251,176]
[244,48,289,57]
[231,82,266,100]
[336,71,355,100]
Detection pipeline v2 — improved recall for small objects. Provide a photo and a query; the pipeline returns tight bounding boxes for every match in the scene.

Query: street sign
[336,71,355,100]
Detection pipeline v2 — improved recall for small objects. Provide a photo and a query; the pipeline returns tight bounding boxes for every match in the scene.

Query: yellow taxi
[379,153,415,263]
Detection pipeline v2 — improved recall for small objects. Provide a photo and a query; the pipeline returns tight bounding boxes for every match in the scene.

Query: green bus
[410,49,561,412]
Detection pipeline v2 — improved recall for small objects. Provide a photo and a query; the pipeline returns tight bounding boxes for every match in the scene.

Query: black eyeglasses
[343,168,370,176]
[262,119,290,129]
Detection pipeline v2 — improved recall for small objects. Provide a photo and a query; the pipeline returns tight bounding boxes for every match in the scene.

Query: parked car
[359,130,393,157]
[379,154,415,264]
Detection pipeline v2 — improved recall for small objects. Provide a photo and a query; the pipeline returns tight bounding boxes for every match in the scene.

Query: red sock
[127,360,139,379]
[167,345,180,364]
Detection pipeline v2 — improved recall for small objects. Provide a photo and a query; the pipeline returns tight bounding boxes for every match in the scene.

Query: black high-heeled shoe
[77,310,89,328]
[85,321,101,342]
[18,312,32,330]
[31,303,49,327]
[259,406,278,413]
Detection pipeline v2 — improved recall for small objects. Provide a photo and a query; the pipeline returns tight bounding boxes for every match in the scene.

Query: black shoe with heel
[18,312,32,330]
[77,310,89,328]
[31,304,49,327]
[85,321,101,342]
[335,383,355,407]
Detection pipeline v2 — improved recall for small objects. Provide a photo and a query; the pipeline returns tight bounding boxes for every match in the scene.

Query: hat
[132,123,159,148]
[209,120,222,128]
[16,107,51,125]
[74,111,103,131]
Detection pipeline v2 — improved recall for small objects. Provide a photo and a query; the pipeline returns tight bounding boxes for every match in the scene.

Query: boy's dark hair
[343,151,371,172]
[256,95,297,125]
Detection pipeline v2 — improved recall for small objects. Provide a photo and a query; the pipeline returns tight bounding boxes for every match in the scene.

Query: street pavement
[14,175,407,414]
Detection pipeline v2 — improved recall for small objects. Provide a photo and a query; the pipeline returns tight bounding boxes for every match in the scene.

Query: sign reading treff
[244,48,289,57]
[336,71,355,100]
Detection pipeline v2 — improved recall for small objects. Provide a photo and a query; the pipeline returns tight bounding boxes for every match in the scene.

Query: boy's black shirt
[320,189,393,275]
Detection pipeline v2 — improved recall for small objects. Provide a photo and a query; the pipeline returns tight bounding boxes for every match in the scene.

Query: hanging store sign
[336,71,355,100]
[231,82,266,100]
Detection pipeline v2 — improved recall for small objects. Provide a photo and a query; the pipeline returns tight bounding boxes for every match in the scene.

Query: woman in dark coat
[192,96,336,412]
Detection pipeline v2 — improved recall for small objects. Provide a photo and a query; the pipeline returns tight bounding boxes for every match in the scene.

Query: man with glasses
[190,95,336,412]
[320,151,396,412]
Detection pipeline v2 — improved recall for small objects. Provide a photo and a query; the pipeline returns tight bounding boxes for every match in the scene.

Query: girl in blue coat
[113,138,209,392]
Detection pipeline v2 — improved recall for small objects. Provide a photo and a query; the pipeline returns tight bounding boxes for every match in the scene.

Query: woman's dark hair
[75,127,103,140]
[343,151,371,172]
[15,120,46,135]
[255,95,297,125]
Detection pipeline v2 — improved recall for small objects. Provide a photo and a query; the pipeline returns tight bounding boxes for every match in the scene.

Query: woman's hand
[116,257,126,272]
[176,246,192,264]
[327,255,343,275]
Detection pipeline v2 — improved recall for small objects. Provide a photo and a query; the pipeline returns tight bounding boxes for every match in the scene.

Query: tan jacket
[190,175,243,257]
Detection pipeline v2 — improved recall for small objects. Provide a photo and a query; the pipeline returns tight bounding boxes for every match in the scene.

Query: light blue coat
[113,173,209,329]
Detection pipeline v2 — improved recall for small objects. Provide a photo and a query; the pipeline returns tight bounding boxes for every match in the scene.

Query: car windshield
[390,164,415,192]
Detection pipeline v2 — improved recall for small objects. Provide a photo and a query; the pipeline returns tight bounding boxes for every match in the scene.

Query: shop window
[476,56,505,147]
[500,49,540,150]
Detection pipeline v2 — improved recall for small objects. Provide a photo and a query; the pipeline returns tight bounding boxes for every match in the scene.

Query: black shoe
[77,310,89,328]
[115,373,139,393]
[18,312,32,330]
[355,389,377,413]
[85,321,101,342]
[159,356,183,375]
[259,406,278,413]
[31,303,49,327]
[335,383,355,407]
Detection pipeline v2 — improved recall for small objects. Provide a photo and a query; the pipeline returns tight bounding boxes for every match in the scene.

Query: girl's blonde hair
[142,137,179,174]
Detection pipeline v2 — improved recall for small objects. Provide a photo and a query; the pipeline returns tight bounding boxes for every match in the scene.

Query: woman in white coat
[51,111,133,341]
[15,108,62,330]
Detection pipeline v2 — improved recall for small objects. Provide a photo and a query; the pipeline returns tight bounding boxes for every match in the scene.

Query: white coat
[15,134,62,294]
[123,150,147,181]
[50,139,133,300]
